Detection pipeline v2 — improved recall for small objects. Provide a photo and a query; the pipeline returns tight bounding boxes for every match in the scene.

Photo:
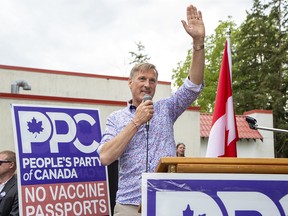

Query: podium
[141,157,288,215]
[155,157,288,174]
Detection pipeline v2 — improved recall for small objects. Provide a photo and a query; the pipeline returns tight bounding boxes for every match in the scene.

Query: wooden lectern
[155,157,288,174]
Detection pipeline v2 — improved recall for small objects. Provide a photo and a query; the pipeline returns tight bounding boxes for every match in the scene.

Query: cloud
[0,0,252,81]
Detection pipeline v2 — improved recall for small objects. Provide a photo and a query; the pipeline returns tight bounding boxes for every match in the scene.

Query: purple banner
[11,105,110,216]
[142,173,288,216]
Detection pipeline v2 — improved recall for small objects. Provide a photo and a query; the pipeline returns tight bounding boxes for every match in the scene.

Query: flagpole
[226,29,232,83]
[206,29,238,157]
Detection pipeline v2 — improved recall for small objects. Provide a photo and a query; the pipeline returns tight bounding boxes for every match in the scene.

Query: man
[0,150,19,216]
[98,4,205,215]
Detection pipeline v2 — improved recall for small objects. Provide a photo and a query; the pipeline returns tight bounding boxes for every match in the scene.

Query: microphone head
[143,94,152,102]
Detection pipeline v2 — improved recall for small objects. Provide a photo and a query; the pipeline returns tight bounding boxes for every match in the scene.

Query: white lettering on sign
[155,191,288,215]
[218,191,281,215]
[24,182,108,216]
[18,111,99,154]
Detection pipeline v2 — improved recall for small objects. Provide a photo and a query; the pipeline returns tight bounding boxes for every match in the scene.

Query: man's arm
[10,189,19,216]
[7,176,19,216]
[99,100,153,166]
[181,5,205,85]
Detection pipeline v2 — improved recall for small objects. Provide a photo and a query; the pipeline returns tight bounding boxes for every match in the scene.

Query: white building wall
[0,65,275,158]
[1,67,170,101]
[174,108,201,157]
[0,66,200,155]
[200,138,274,158]
[242,111,275,158]
[200,111,275,158]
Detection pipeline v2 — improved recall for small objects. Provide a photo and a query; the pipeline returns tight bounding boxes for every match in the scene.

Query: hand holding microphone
[142,94,153,173]
[133,94,153,131]
[143,94,153,131]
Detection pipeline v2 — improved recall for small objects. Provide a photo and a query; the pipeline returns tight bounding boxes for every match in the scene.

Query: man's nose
[144,80,150,87]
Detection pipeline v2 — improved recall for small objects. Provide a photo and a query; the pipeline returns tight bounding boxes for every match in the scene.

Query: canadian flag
[206,38,238,157]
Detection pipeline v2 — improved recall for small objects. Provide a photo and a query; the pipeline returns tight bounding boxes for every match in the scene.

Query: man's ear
[9,162,15,169]
[128,78,132,89]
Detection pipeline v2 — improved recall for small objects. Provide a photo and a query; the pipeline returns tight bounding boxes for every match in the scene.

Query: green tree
[202,18,238,112]
[233,0,288,157]
[171,0,288,157]
[128,41,151,65]
[172,18,237,112]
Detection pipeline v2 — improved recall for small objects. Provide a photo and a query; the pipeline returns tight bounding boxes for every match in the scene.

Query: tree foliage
[172,0,288,157]
[172,18,237,112]
[233,0,288,157]
[128,41,151,65]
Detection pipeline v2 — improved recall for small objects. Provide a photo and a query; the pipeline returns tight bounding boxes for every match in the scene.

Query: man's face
[128,69,157,107]
[0,154,12,179]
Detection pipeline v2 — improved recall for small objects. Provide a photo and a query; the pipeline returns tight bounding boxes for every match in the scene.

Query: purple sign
[11,105,110,216]
[142,173,288,216]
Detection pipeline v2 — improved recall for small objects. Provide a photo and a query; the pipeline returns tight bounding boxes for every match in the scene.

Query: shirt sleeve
[97,114,117,155]
[185,77,204,92]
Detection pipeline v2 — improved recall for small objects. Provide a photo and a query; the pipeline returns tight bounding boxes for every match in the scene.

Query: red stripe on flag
[206,40,238,157]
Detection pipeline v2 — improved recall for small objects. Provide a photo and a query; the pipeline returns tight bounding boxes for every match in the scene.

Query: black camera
[246,116,258,130]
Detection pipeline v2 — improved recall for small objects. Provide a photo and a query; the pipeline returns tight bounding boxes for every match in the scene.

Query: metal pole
[255,125,288,133]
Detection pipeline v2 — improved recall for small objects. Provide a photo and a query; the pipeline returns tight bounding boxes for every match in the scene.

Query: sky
[0,0,253,82]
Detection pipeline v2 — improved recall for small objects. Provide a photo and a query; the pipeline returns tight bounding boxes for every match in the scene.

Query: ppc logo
[155,191,288,216]
[17,109,100,154]
[27,117,44,138]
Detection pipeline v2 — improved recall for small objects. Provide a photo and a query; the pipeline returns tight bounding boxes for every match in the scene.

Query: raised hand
[181,5,205,41]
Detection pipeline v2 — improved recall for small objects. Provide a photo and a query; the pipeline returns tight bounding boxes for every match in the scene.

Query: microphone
[143,94,152,131]
[143,94,152,173]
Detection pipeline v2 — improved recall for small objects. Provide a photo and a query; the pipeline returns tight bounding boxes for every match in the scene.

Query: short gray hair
[0,150,16,169]
[130,63,158,79]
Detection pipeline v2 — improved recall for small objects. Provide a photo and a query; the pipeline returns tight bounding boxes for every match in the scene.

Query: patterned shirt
[99,78,203,205]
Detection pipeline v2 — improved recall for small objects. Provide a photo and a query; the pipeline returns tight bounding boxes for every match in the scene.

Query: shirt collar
[128,99,137,111]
